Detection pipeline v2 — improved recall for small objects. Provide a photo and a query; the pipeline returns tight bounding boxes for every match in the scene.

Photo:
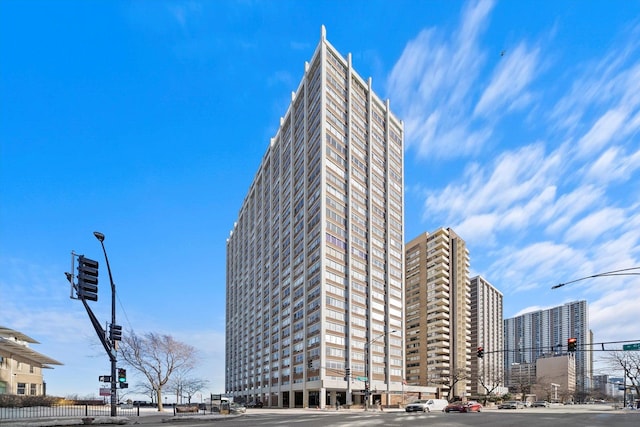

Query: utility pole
[94,231,118,417]
[67,231,122,417]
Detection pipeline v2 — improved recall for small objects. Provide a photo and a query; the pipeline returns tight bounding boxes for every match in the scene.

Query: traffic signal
[307,359,313,369]
[568,337,577,352]
[77,255,99,301]
[110,324,122,341]
[477,347,484,358]
[120,382,128,389]
[344,368,351,381]
[118,368,126,383]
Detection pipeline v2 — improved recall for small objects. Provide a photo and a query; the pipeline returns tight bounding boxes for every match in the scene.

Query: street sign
[99,375,112,382]
[99,388,110,397]
[622,343,640,351]
[356,376,368,381]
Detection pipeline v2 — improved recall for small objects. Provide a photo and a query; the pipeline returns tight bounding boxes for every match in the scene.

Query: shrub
[0,395,62,408]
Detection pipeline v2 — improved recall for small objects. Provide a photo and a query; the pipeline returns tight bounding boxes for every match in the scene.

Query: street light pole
[364,329,396,411]
[94,231,117,417]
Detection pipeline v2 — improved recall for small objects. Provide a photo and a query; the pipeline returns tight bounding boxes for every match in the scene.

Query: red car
[444,401,483,413]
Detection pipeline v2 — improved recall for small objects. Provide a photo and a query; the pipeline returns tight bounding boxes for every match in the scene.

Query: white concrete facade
[470,275,504,396]
[225,26,404,409]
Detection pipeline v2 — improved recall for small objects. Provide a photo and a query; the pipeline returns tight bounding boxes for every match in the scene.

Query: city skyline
[2,0,639,399]
[504,300,592,394]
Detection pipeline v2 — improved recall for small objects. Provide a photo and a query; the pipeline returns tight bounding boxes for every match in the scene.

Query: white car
[405,399,448,413]
[405,400,430,412]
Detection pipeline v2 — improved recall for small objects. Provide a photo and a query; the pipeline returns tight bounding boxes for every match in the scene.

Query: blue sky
[1,0,639,400]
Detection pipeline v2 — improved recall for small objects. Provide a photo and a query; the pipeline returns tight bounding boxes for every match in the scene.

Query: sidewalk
[0,408,237,426]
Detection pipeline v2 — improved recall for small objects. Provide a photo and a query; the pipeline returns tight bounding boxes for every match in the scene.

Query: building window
[17,383,26,395]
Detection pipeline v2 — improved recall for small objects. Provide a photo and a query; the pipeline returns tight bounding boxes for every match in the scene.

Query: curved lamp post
[93,231,118,417]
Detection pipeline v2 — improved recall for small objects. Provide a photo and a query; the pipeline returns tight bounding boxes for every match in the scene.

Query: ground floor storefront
[230,384,437,409]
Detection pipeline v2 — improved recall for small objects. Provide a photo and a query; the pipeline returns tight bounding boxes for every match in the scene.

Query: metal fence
[0,404,139,420]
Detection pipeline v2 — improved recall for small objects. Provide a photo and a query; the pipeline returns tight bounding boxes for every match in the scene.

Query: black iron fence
[0,404,139,421]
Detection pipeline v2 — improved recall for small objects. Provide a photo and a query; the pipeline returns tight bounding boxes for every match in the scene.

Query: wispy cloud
[168,1,202,29]
[391,1,640,342]
[387,0,495,159]
[474,42,540,118]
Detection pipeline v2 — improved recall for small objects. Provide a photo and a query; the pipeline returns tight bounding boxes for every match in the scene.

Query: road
[133,406,639,427]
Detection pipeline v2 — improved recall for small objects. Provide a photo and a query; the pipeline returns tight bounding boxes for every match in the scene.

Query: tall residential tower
[470,275,504,396]
[504,300,592,396]
[226,27,404,409]
[405,228,471,400]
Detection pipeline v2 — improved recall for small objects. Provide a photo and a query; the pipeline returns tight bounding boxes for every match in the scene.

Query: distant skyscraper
[405,228,471,400]
[470,275,504,396]
[504,300,592,394]
[226,26,404,409]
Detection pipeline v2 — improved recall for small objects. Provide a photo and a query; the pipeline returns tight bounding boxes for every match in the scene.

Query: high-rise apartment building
[470,275,504,396]
[405,228,471,400]
[226,26,404,409]
[504,300,592,395]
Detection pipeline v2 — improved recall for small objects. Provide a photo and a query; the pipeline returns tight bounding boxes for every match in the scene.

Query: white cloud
[564,207,627,244]
[489,241,589,293]
[474,42,540,118]
[387,0,495,159]
[396,7,640,348]
[589,286,640,343]
[575,109,627,159]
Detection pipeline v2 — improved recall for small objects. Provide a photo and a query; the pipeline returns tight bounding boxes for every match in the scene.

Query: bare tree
[167,369,209,404]
[532,376,556,402]
[434,367,470,401]
[133,381,157,405]
[118,331,198,411]
[602,351,640,402]
[478,368,504,404]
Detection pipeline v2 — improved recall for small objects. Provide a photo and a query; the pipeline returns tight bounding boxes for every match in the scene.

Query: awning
[0,326,63,367]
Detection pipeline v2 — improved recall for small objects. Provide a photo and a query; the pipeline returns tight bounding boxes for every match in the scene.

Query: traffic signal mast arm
[552,266,640,289]
[80,297,117,361]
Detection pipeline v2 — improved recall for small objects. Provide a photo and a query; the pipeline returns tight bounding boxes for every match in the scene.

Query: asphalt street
[2,404,639,426]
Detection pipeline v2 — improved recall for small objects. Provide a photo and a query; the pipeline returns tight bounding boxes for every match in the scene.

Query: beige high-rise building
[405,228,471,400]
[470,276,504,396]
[533,354,576,403]
[226,26,404,409]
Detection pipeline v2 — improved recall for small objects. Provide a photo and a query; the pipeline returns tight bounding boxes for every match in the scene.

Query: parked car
[230,403,246,414]
[465,401,483,412]
[532,401,550,408]
[405,399,448,412]
[405,399,430,412]
[498,401,524,409]
[247,400,264,408]
[444,401,482,413]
